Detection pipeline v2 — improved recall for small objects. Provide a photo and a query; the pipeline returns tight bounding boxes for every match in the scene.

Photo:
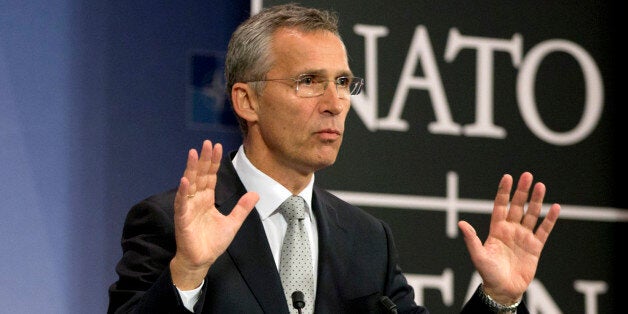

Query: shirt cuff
[176,280,204,312]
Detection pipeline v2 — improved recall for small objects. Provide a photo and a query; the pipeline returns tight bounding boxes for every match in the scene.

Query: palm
[175,190,249,266]
[479,219,542,294]
[458,172,560,303]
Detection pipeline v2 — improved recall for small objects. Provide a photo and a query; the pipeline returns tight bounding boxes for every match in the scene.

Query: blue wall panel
[0,1,248,312]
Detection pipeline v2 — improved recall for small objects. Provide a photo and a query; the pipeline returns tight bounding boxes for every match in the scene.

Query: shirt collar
[232,145,314,221]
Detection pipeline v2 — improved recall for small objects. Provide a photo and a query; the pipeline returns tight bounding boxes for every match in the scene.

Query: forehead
[268,28,350,76]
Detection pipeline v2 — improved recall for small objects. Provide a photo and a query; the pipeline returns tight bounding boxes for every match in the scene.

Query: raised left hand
[458,172,561,305]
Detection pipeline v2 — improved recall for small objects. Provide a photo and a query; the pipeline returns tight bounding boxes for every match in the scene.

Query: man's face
[252,28,352,175]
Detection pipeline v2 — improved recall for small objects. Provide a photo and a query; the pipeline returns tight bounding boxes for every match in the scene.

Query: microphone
[291,291,305,314]
[379,296,398,314]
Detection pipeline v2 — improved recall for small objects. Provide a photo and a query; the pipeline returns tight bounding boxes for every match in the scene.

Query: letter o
[517,39,603,146]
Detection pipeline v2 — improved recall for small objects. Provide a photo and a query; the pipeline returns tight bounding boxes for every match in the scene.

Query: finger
[490,174,514,225]
[506,172,533,223]
[228,192,260,224]
[521,182,545,230]
[174,177,191,218]
[207,143,223,190]
[457,221,484,262]
[535,203,561,245]
[182,148,200,195]
[195,140,214,191]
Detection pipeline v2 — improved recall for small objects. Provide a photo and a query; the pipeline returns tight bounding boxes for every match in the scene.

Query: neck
[242,141,314,195]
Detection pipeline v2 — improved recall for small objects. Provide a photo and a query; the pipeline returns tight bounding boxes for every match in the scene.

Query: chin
[312,155,338,171]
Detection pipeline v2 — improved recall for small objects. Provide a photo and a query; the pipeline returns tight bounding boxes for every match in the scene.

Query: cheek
[258,101,306,138]
[267,104,302,127]
[257,90,320,133]
[264,100,315,126]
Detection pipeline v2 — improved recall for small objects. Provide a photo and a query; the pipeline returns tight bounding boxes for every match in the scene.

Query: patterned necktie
[279,195,315,314]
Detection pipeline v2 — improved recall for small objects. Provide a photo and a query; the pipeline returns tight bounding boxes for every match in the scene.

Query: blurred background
[0,0,624,313]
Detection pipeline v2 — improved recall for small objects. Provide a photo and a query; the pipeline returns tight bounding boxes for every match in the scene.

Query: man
[108,4,561,313]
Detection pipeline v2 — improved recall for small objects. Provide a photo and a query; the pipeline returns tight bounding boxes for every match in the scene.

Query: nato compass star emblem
[187,52,238,132]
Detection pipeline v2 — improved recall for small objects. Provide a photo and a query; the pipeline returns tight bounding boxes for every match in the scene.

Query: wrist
[170,257,209,290]
[478,283,521,313]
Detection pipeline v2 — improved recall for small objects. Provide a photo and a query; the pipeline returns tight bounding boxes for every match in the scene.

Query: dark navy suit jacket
[108,151,527,313]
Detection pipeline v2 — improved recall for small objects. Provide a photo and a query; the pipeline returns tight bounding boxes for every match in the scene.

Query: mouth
[316,128,342,141]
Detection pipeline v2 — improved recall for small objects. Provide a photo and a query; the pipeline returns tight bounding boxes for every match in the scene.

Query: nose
[328,80,350,100]
[320,82,347,115]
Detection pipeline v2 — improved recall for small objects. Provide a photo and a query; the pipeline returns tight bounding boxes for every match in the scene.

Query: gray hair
[225,3,342,135]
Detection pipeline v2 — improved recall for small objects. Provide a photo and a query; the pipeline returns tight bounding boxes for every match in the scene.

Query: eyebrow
[296,69,354,78]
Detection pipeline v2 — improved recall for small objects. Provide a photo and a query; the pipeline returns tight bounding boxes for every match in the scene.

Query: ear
[231,82,259,123]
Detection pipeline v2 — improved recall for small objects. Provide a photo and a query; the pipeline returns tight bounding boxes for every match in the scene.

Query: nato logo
[187,52,238,132]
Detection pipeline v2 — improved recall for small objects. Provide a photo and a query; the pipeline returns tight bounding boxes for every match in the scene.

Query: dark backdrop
[0,0,623,313]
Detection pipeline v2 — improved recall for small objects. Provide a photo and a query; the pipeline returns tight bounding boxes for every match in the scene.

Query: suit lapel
[311,187,353,312]
[229,210,287,313]
[313,189,387,313]
[215,154,288,313]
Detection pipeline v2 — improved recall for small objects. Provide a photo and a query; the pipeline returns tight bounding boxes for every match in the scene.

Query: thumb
[229,192,260,223]
[458,220,483,259]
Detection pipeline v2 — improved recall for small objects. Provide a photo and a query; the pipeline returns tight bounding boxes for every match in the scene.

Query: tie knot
[280,195,306,221]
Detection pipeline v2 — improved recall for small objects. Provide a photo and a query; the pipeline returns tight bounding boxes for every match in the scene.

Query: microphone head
[379,296,397,312]
[291,291,305,309]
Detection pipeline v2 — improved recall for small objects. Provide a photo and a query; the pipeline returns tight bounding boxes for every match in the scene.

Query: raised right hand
[170,140,259,290]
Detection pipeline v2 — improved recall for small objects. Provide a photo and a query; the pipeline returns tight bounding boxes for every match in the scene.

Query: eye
[336,77,350,87]
[297,75,316,86]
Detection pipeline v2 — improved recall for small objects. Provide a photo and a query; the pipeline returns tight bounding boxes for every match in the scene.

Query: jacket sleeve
[460,285,530,314]
[107,194,200,314]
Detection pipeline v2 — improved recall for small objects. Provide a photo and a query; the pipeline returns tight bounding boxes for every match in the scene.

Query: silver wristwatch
[478,284,521,313]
